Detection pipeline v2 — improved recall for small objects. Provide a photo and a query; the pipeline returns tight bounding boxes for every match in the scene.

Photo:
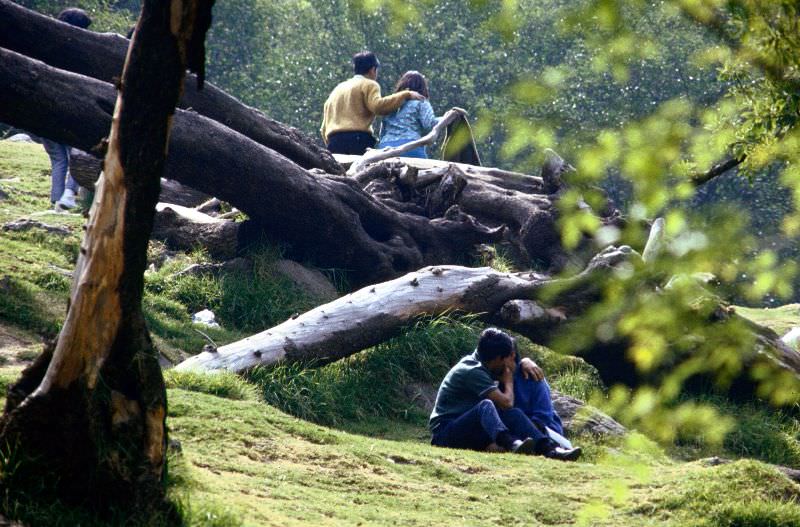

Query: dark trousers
[513,373,564,436]
[432,399,552,452]
[326,131,376,155]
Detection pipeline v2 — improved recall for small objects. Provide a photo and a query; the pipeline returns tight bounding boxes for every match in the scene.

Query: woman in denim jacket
[377,71,441,159]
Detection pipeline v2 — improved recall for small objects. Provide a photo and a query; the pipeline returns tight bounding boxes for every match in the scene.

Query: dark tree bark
[690,156,745,187]
[152,204,241,260]
[0,0,341,174]
[1,49,570,285]
[70,150,212,207]
[0,0,212,515]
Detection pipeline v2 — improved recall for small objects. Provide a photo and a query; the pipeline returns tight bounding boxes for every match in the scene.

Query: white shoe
[56,188,77,209]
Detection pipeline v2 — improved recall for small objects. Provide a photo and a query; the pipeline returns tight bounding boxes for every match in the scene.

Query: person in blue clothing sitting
[429,328,581,461]
[377,71,464,159]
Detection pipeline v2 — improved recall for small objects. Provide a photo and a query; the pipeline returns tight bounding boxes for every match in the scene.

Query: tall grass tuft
[164,370,257,401]
[248,316,481,427]
[675,396,800,467]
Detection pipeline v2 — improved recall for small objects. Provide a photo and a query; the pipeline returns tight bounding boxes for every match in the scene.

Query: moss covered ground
[1,140,799,526]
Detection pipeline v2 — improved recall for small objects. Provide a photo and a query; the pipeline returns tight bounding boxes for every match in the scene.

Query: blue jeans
[432,399,552,452]
[513,372,564,436]
[42,139,78,203]
[377,138,427,159]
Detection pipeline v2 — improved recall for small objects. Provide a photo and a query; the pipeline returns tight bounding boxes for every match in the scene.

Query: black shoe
[544,446,582,461]
[510,437,537,455]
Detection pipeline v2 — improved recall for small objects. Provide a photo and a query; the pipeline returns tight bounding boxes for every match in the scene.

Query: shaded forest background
[10,0,796,305]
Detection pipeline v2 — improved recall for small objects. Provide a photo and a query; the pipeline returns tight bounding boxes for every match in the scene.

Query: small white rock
[192,309,220,328]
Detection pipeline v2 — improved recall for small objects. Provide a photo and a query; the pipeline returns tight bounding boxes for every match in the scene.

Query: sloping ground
[165,387,800,527]
[1,140,800,526]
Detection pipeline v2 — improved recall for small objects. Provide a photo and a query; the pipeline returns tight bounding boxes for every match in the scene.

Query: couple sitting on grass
[320,51,465,158]
[430,328,582,461]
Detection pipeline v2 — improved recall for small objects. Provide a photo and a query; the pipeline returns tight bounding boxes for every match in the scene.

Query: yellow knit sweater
[320,75,411,143]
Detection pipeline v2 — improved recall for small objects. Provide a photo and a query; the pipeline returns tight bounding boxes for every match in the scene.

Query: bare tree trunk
[0,0,340,174]
[0,0,212,514]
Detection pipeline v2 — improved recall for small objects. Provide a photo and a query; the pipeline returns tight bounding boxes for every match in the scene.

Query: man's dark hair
[57,7,92,28]
[353,51,379,75]
[394,70,429,98]
[476,328,515,363]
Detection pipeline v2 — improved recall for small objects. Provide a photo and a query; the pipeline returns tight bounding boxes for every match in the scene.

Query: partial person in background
[321,51,424,156]
[43,7,92,211]
[377,71,437,158]
[377,71,467,159]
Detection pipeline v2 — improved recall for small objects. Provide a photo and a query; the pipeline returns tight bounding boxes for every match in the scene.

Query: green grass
[737,303,800,336]
[672,395,800,468]
[155,388,800,527]
[3,140,800,526]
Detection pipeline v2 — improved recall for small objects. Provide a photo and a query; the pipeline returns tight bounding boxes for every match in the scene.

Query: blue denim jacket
[378,99,439,145]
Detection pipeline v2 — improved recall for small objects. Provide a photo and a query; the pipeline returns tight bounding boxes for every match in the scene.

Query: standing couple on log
[321,51,468,159]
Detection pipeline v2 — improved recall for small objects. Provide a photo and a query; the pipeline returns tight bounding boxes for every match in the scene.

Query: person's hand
[501,364,514,384]
[451,106,468,116]
[407,91,425,101]
[519,357,544,381]
[501,355,516,382]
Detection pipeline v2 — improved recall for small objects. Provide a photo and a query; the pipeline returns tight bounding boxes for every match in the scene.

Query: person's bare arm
[486,362,515,410]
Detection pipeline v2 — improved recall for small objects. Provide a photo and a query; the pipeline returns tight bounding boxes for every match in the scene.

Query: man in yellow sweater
[321,51,423,155]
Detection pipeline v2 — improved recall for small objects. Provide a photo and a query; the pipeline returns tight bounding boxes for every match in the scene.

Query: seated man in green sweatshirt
[321,51,423,155]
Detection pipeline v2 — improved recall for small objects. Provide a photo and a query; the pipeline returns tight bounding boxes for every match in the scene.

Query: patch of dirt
[0,321,41,366]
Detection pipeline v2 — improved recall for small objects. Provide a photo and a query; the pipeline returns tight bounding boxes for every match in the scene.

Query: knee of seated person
[502,407,526,419]
[477,399,497,412]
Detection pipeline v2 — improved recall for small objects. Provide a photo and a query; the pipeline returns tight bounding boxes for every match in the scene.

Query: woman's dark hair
[57,7,92,28]
[476,328,515,363]
[394,70,429,98]
[353,51,379,75]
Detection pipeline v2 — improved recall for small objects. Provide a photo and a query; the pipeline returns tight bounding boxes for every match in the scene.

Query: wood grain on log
[175,265,547,373]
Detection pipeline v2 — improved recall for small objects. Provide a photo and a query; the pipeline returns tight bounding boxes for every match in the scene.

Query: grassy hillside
[1,140,799,526]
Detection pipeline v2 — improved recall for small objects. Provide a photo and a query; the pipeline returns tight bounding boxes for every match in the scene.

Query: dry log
[352,159,575,269]
[176,249,800,404]
[176,265,550,372]
[0,48,512,285]
[346,108,462,175]
[152,204,240,260]
[173,245,639,373]
[0,0,340,174]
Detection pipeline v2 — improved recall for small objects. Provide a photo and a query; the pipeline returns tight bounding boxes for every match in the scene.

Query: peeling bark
[0,0,213,514]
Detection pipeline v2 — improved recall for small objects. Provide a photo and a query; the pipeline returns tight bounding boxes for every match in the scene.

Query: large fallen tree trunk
[2,47,599,284]
[175,245,633,373]
[0,0,340,174]
[175,250,800,403]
